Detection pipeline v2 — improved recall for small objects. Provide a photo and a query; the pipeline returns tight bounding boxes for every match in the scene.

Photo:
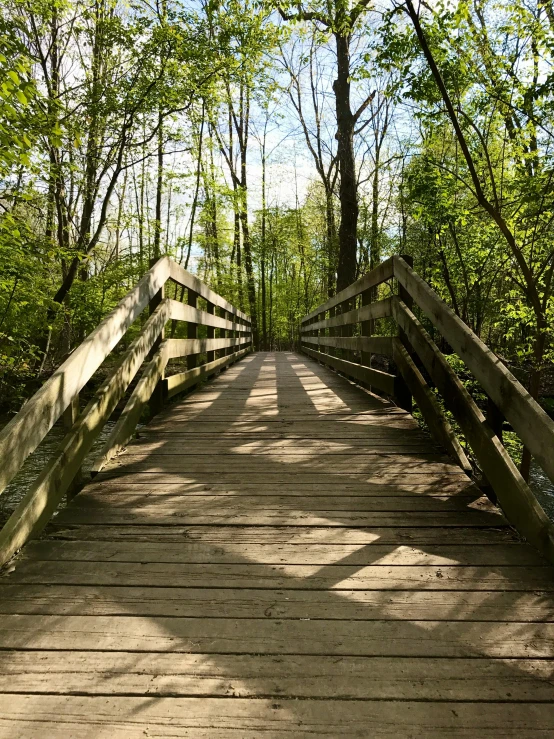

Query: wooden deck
[1,351,554,736]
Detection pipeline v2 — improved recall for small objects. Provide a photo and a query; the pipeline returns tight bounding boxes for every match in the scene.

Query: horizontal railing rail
[300,255,554,562]
[0,259,252,566]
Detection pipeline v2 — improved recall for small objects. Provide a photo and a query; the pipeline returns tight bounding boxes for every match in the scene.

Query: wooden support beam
[302,335,393,355]
[168,300,247,332]
[301,298,392,333]
[165,336,251,359]
[169,261,250,321]
[395,254,414,413]
[62,395,81,501]
[302,346,396,396]
[148,265,166,416]
[187,288,198,373]
[360,288,372,370]
[392,338,471,471]
[165,347,251,399]
[302,257,394,322]
[206,302,215,364]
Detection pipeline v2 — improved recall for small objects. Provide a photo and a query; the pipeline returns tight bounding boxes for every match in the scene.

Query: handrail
[393,255,554,488]
[0,259,251,566]
[0,257,171,496]
[300,256,554,562]
[302,257,394,322]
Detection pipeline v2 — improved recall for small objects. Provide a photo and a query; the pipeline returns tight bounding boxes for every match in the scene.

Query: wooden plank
[302,257,394,322]
[392,338,471,471]
[0,652,553,700]
[394,255,554,489]
[111,441,443,454]
[45,524,519,545]
[69,493,493,514]
[168,299,249,332]
[2,584,552,622]
[2,695,554,737]
[165,348,250,398]
[1,615,554,657]
[71,483,483,497]
[302,335,393,355]
[302,298,391,332]
[393,298,554,563]
[11,560,552,590]
[143,420,421,434]
[20,539,546,566]
[52,509,504,528]
[169,261,250,322]
[129,434,443,447]
[0,305,170,567]
[131,429,446,442]
[91,474,474,492]
[302,346,396,395]
[100,453,461,471]
[165,336,250,358]
[0,256,171,497]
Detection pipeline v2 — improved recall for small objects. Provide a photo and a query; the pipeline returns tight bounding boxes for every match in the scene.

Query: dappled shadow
[1,352,554,735]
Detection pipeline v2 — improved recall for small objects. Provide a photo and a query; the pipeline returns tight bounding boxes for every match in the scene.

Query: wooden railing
[300,255,554,562]
[0,257,252,566]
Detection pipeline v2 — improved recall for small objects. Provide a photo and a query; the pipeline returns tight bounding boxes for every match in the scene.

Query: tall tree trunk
[184,111,205,269]
[153,114,163,259]
[237,85,258,348]
[261,137,268,350]
[370,148,380,269]
[334,32,358,292]
[325,185,337,297]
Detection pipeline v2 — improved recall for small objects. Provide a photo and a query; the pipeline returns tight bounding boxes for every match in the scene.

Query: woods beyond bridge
[0,258,554,735]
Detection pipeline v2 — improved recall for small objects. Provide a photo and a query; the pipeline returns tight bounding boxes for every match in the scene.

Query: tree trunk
[153,114,163,259]
[333,32,358,292]
[261,140,268,350]
[325,185,337,297]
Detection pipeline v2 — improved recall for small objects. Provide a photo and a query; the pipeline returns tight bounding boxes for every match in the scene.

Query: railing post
[360,288,372,371]
[328,306,336,358]
[317,311,324,355]
[395,254,414,412]
[63,394,81,499]
[227,310,234,357]
[148,260,166,417]
[235,314,242,359]
[188,288,198,369]
[207,301,215,364]
[341,298,353,363]
[217,307,224,360]
[480,396,505,503]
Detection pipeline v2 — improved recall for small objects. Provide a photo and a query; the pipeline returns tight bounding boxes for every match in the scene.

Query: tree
[278,0,376,290]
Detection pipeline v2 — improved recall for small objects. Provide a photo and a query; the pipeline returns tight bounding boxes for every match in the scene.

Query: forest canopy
[0,0,553,418]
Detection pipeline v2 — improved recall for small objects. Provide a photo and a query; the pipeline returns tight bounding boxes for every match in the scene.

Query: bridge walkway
[0,351,553,736]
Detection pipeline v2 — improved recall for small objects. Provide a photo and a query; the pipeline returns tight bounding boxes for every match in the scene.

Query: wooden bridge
[0,257,554,736]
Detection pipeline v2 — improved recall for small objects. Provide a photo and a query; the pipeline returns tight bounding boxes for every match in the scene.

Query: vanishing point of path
[0,351,554,736]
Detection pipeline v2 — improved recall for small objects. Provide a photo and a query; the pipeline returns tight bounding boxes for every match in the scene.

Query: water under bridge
[0,257,554,736]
